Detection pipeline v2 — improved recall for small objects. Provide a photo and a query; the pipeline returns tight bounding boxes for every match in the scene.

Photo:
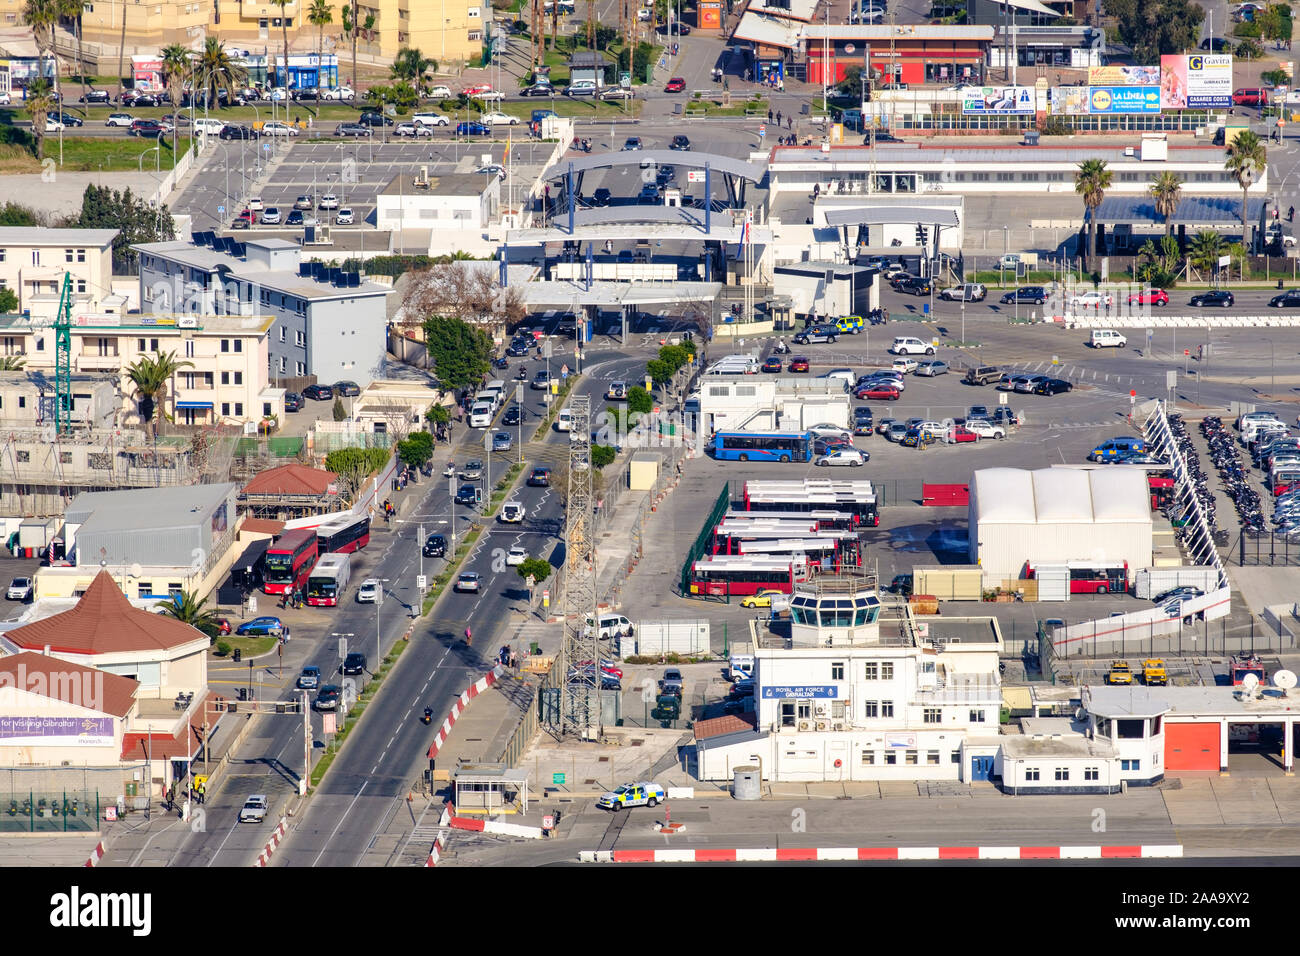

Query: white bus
[306,552,352,607]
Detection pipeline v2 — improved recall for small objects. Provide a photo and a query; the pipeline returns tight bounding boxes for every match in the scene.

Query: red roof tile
[240,518,285,536]
[0,652,138,717]
[693,713,758,740]
[241,464,338,498]
[7,571,206,655]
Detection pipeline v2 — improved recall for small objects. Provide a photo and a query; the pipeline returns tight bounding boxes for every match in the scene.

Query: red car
[946,426,978,443]
[1126,288,1168,306]
[1233,87,1266,107]
[664,77,687,93]
[761,357,783,373]
[464,83,494,96]
[789,356,810,372]
[238,208,257,225]
[861,384,901,400]
[215,617,232,636]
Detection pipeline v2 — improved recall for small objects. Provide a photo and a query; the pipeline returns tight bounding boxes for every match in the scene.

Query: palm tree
[160,43,191,106]
[1148,171,1182,238]
[391,47,435,93]
[1074,158,1112,271]
[57,0,85,99]
[125,349,194,432]
[1225,130,1267,252]
[23,79,54,161]
[0,355,26,371]
[158,589,222,639]
[196,38,248,104]
[272,0,292,94]
[309,0,333,68]
[1189,229,1225,274]
[22,0,57,96]
[341,4,375,90]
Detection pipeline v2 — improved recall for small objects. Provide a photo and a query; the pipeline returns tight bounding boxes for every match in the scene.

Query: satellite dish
[129,563,143,578]
[1074,707,1087,722]
[1242,673,1260,698]
[1273,669,1297,695]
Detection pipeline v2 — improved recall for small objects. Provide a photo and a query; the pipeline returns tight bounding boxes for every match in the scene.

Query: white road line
[205,815,244,868]
[311,779,372,867]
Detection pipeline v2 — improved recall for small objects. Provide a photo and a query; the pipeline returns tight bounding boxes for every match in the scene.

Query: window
[1117,719,1144,739]
[279,326,286,343]
[184,340,195,358]
[831,661,844,680]
[234,372,242,385]
[16,450,27,462]
[863,700,878,719]
[279,356,287,372]
[860,751,875,765]
[881,662,894,680]
[969,709,985,723]
[295,331,306,347]
[468,30,483,40]
[234,402,243,416]
[263,402,272,417]
[234,339,242,353]
[996,172,1015,182]
[927,751,940,765]
[220,339,229,352]
[1054,767,1069,781]
[77,249,86,263]
[951,751,960,764]
[1025,767,1040,781]
[864,662,878,680]
[881,700,894,718]
[58,451,71,464]
[136,581,153,597]
[884,751,896,765]
[923,708,941,724]
[221,402,230,416]
[1121,759,1141,771]
[31,249,38,265]
[221,372,229,385]
[0,249,6,262]
[17,396,25,407]
[780,701,795,727]
[904,750,917,765]
[296,362,305,375]
[831,700,846,719]
[65,249,73,262]
[259,17,267,26]
[1084,767,1099,781]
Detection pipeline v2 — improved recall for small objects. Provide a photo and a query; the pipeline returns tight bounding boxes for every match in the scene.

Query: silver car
[459,459,484,480]
[914,360,949,377]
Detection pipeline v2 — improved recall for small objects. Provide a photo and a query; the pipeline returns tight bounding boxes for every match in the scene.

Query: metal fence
[1235,532,1300,567]
[1048,613,1294,658]
[0,790,103,832]
[678,483,732,595]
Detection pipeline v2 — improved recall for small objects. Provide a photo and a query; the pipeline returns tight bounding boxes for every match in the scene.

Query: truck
[1106,660,1133,685]
[1231,654,1266,686]
[729,642,755,681]
[1142,659,1168,686]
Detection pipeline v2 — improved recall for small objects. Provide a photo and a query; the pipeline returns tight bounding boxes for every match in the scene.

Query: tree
[197,38,248,104]
[1135,235,1180,287]
[160,43,191,106]
[1074,158,1112,270]
[1225,130,1267,251]
[125,350,194,432]
[325,447,391,501]
[0,353,25,369]
[626,385,653,415]
[23,0,57,100]
[309,0,334,66]
[617,43,653,80]
[332,395,347,421]
[406,261,525,332]
[1189,229,1225,273]
[1258,4,1293,43]
[396,430,434,467]
[516,557,552,583]
[272,0,292,94]
[1148,171,1182,238]
[591,444,617,469]
[1104,0,1203,64]
[158,589,222,639]
[421,314,494,390]
[391,47,436,92]
[645,358,674,386]
[341,4,376,89]
[0,202,41,226]
[68,184,176,271]
[23,79,53,161]
[426,403,451,427]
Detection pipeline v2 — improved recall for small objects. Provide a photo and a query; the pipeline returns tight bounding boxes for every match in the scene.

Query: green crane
[54,271,72,435]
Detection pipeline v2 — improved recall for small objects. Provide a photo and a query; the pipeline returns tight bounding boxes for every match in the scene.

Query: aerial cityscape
[0,0,1293,907]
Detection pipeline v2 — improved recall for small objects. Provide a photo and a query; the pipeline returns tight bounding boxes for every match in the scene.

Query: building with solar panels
[133,236,392,391]
[1092,195,1272,256]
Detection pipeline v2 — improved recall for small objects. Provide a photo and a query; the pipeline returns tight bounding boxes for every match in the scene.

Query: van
[963,364,1001,386]
[728,653,755,681]
[820,368,856,389]
[474,390,499,411]
[1090,329,1128,348]
[1089,436,1148,462]
[834,314,864,334]
[193,117,226,135]
[583,614,633,639]
[555,407,573,432]
[469,402,494,428]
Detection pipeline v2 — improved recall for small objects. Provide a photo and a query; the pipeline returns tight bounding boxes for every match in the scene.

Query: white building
[0,227,118,320]
[694,578,1006,784]
[968,467,1153,588]
[375,171,501,258]
[694,376,850,433]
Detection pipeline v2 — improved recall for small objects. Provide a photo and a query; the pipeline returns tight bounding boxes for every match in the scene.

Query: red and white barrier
[255,817,288,867]
[426,664,507,760]
[425,832,447,867]
[83,840,107,867]
[579,844,1183,863]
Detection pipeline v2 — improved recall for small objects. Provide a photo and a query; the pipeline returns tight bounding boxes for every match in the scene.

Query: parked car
[1126,288,1169,306]
[1014,374,1049,393]
[860,383,901,400]
[788,356,810,373]
[321,85,357,100]
[1153,585,1204,604]
[483,110,519,126]
[358,111,394,126]
[335,208,355,225]
[105,112,136,127]
[761,356,783,373]
[334,122,372,137]
[1033,377,1073,396]
[891,358,919,374]
[220,123,258,140]
[670,134,691,150]
[302,383,333,400]
[236,616,283,635]
[999,286,1048,305]
[600,86,635,100]
[596,781,666,810]
[260,121,297,136]
[963,418,1006,440]
[6,577,32,601]
[944,426,979,444]
[914,360,949,377]
[817,448,868,466]
[622,136,643,151]
[282,390,302,411]
[456,121,491,135]
[80,89,111,104]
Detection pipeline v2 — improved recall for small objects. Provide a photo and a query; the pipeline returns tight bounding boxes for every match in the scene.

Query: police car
[596,781,666,810]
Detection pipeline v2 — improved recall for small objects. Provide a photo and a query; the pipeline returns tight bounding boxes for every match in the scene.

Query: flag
[504,132,510,163]
[741,209,753,247]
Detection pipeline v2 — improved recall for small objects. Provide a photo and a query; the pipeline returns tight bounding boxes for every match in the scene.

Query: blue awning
[176,401,214,410]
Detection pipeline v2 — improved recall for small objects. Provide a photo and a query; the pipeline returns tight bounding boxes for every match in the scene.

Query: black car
[502,404,523,426]
[888,573,914,596]
[638,184,661,203]
[670,134,690,150]
[656,22,691,35]
[358,111,393,126]
[862,131,901,144]
[57,112,84,127]
[852,407,874,434]
[302,383,333,400]
[286,210,305,226]
[333,380,361,396]
[454,482,479,506]
[1200,37,1231,51]
[520,83,554,96]
[80,89,111,104]
[1033,377,1072,396]
[283,391,303,412]
[506,340,532,357]
[334,122,372,137]
[1271,291,1300,308]
[293,88,321,101]
[591,188,612,207]
[1000,286,1048,304]
[527,466,551,487]
[220,124,258,140]
[128,92,159,107]
[422,534,447,558]
[1189,290,1234,307]
[341,652,367,675]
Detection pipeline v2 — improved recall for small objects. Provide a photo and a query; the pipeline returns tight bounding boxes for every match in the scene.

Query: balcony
[75,354,121,372]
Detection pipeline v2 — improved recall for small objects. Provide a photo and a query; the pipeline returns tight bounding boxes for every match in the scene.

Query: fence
[1236,531,1300,567]
[0,764,134,831]
[1050,587,1236,659]
[678,483,732,595]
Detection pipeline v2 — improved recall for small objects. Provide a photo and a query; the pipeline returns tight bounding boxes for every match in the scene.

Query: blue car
[236,615,283,636]
[456,121,490,135]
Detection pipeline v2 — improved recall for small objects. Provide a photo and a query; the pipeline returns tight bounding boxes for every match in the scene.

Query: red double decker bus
[263,528,319,595]
[316,513,370,555]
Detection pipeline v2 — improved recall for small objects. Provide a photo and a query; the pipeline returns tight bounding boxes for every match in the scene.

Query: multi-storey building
[0,227,117,321]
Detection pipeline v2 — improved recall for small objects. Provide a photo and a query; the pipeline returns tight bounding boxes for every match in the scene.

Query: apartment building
[133,235,391,389]
[0,312,280,427]
[0,228,117,321]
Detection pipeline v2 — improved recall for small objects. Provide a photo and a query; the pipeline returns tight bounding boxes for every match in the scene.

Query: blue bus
[711,430,814,463]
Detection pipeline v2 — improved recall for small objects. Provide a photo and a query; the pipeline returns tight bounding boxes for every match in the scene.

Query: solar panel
[190,231,204,246]
[299,262,312,276]
[329,268,343,285]
[231,242,246,257]
[311,262,326,279]
[348,272,361,287]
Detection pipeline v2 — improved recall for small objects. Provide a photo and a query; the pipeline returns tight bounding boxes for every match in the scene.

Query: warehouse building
[968,467,1152,588]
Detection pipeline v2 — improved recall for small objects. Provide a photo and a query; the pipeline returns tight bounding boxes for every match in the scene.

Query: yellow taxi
[740,588,786,609]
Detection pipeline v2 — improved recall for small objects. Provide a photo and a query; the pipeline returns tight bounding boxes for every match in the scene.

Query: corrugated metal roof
[1096,194,1267,225]
[749,0,820,21]
[733,11,804,48]
[823,205,960,227]
[802,23,996,39]
[771,143,1227,166]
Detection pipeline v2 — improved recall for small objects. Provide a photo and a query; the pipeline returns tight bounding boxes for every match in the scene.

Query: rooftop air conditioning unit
[832,722,845,731]
[815,720,828,731]
[798,720,810,731]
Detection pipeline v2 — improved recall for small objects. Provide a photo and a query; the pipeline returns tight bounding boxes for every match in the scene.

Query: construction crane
[39,272,74,436]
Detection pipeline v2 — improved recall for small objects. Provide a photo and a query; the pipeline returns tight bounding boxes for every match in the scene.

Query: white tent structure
[968,467,1153,586]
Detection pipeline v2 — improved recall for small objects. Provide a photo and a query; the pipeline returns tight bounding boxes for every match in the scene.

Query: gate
[922,482,969,506]
[1236,531,1300,567]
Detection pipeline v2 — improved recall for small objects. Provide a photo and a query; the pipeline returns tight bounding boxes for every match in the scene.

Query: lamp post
[330,631,355,708]
[373,578,390,668]
[448,475,457,552]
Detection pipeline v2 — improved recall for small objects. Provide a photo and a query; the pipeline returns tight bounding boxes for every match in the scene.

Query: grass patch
[968,269,1071,287]
[534,375,581,439]
[422,525,485,615]
[488,461,526,511]
[53,135,193,171]
[212,634,279,658]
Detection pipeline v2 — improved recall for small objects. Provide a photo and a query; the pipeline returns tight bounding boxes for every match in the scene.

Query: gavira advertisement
[1088,65,1160,87]
[1160,54,1232,109]
[961,86,1035,114]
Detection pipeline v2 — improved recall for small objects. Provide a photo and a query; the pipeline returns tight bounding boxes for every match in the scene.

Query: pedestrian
[776,110,782,126]
[767,107,773,122]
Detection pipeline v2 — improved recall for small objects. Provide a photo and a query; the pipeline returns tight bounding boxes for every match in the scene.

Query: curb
[577,844,1184,863]
[83,840,107,867]
[426,664,507,760]
[255,817,288,867]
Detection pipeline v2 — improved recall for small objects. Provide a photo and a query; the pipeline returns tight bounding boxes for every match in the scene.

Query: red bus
[687,555,809,597]
[316,513,370,555]
[1027,561,1129,595]
[263,528,319,595]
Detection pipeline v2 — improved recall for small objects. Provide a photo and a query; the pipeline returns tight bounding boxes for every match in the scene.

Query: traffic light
[915,225,929,246]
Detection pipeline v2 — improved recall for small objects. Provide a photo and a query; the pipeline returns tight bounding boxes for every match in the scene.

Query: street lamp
[372,578,391,669]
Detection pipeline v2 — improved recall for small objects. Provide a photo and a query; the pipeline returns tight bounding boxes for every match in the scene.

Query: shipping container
[914,566,983,600]
[18,517,58,550]
[631,618,710,657]
[1131,566,1221,600]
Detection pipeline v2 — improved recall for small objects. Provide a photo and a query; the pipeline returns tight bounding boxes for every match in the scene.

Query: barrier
[1065,313,1300,330]
[578,843,1183,862]
[255,816,288,867]
[426,664,507,760]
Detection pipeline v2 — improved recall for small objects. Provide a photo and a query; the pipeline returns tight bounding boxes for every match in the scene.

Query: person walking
[776,110,782,127]
[767,107,773,123]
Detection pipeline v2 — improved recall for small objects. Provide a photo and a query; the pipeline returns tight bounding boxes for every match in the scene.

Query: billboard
[1088,65,1160,87]
[0,716,115,747]
[1160,54,1232,109]
[961,86,1034,114]
[1051,86,1160,114]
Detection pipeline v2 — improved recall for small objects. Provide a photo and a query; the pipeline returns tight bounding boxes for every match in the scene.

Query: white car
[808,423,852,441]
[395,122,433,137]
[261,120,297,136]
[412,112,450,127]
[335,208,354,225]
[888,336,935,356]
[963,419,1006,440]
[482,110,519,126]
[238,794,268,823]
[477,89,506,102]
[455,571,481,593]
[246,197,264,211]
[0,92,10,105]
[500,500,526,523]
[321,85,356,100]
[597,781,665,810]
[106,112,135,127]
[505,545,528,566]
[318,193,339,210]
[428,85,454,98]
[637,6,651,18]
[816,448,867,467]
[1069,290,1112,308]
[45,118,64,132]
[269,87,288,101]
[892,358,919,374]
[356,578,381,603]
[6,577,32,601]
[262,207,282,225]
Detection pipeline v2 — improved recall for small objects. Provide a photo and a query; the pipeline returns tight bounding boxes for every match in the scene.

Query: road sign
[561,364,569,375]
[687,170,706,183]
[323,713,337,734]
[758,123,766,137]
[218,204,225,214]
[526,574,536,587]
[1130,389,1137,398]
[542,589,550,608]
[417,574,427,590]
[1184,348,1190,356]
[1166,370,1177,389]
[552,772,565,785]
[1051,355,1059,366]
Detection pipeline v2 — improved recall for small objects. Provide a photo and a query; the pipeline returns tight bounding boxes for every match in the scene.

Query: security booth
[567,52,609,90]
[452,761,531,814]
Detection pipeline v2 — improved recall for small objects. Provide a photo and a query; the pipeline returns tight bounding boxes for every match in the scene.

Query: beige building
[0,228,118,322]
[0,311,282,427]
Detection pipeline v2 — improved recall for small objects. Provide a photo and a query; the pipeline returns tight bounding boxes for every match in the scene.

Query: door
[1166,722,1219,771]
[970,755,993,781]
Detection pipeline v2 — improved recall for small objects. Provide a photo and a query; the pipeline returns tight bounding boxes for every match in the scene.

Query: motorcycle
[443,462,456,478]
[492,356,509,370]
[420,707,433,725]
[516,366,529,380]
[772,340,790,355]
